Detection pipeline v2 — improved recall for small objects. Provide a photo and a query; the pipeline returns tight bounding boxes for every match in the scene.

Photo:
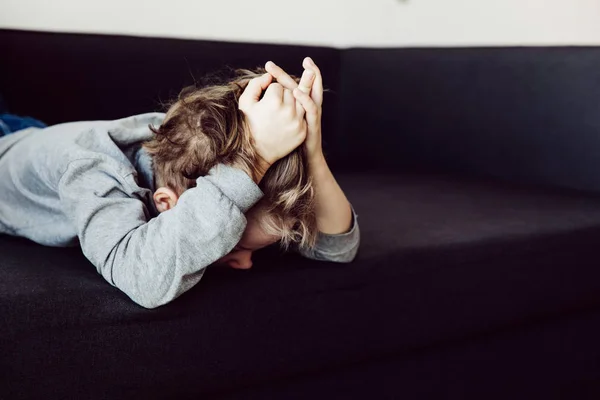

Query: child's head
[143,69,317,267]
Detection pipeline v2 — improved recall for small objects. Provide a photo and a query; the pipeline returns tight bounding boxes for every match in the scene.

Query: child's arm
[266,58,360,262]
[59,161,261,309]
[292,148,360,263]
[295,157,360,263]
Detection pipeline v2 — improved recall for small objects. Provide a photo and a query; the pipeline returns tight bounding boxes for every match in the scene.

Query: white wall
[1,0,599,47]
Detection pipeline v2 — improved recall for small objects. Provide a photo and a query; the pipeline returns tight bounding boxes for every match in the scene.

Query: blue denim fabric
[0,114,47,137]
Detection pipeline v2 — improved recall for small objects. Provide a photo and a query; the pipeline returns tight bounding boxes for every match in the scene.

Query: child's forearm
[296,155,360,263]
[309,155,353,235]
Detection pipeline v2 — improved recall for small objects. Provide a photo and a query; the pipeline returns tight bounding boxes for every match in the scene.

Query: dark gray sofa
[1,29,600,399]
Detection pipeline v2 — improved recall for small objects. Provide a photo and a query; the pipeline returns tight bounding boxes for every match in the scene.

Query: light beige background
[1,0,599,47]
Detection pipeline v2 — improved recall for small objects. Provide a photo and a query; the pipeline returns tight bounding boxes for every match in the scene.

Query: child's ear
[153,187,179,212]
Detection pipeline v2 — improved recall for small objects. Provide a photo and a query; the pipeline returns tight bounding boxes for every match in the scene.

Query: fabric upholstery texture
[1,29,600,399]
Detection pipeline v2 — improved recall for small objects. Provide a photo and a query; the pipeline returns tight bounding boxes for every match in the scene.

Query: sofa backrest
[0,29,343,163]
[2,29,600,193]
[340,47,600,193]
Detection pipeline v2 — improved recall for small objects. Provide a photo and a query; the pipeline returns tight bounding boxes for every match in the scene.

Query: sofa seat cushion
[2,173,600,398]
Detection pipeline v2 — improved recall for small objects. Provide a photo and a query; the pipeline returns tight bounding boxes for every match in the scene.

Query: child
[0,57,359,308]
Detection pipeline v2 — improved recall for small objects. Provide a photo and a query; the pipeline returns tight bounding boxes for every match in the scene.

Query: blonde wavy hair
[144,68,317,249]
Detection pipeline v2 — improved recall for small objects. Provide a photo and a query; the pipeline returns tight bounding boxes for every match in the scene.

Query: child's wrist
[253,157,271,184]
[308,152,327,170]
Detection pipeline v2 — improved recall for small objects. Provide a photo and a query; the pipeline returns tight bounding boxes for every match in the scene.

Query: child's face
[214,206,280,270]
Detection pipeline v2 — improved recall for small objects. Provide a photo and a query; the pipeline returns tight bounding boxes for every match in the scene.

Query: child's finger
[293,88,319,128]
[295,69,315,115]
[283,87,296,110]
[263,82,285,104]
[239,73,272,110]
[297,69,315,94]
[265,61,298,91]
[302,57,323,106]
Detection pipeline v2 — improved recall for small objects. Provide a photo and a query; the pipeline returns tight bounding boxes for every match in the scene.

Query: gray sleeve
[58,161,263,309]
[297,207,360,263]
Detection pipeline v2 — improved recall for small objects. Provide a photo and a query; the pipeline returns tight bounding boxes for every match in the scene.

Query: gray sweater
[0,113,360,308]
